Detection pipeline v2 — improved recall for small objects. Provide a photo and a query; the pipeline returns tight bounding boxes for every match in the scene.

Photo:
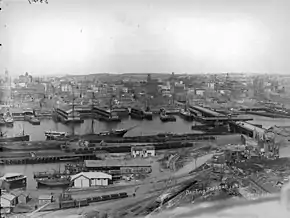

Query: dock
[0,153,101,165]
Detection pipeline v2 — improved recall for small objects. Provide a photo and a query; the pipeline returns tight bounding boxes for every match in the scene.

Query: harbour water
[1,114,290,191]
[0,116,198,141]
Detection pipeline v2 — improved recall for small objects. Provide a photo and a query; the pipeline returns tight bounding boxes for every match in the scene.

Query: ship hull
[36,179,71,187]
[0,134,30,142]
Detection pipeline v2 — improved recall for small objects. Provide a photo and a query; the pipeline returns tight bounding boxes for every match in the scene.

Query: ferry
[93,107,121,122]
[53,107,83,124]
[45,130,68,140]
[130,108,144,119]
[0,173,27,190]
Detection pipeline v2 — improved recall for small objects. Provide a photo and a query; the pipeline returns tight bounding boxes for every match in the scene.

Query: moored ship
[45,127,134,141]
[36,176,71,187]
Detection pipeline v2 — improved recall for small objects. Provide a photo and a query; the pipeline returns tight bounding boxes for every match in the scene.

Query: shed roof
[39,195,53,200]
[71,172,112,181]
[84,159,151,167]
[1,193,16,202]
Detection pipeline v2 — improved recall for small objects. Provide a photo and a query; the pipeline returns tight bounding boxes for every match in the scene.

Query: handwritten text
[28,0,48,4]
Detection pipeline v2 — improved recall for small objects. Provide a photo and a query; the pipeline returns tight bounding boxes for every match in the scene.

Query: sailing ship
[36,176,71,187]
[36,165,71,187]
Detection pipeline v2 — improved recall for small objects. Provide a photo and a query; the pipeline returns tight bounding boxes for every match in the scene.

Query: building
[10,190,30,204]
[38,195,54,205]
[131,145,155,158]
[0,192,17,214]
[195,88,205,96]
[71,172,112,188]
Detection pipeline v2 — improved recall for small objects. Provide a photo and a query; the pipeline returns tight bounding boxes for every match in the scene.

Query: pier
[0,153,101,165]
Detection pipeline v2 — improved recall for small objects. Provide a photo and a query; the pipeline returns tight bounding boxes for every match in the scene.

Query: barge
[0,173,27,190]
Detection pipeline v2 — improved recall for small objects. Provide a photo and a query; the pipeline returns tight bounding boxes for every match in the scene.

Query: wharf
[0,153,100,165]
[0,137,218,165]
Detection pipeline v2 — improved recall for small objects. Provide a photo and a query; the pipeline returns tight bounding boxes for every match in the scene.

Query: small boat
[29,116,40,125]
[36,176,71,187]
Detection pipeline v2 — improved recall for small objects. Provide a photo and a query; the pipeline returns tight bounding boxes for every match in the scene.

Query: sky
[0,0,289,76]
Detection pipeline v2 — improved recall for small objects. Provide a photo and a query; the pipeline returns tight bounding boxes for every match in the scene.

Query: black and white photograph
[0,0,290,217]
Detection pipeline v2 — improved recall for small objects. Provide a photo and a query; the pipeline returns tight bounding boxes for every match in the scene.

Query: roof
[84,159,151,167]
[71,172,112,181]
[190,105,224,117]
[237,122,265,134]
[1,173,25,180]
[39,195,53,200]
[132,146,155,150]
[1,193,16,202]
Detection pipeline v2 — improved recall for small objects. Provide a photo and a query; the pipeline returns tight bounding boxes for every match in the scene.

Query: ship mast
[72,84,75,136]
[91,91,95,134]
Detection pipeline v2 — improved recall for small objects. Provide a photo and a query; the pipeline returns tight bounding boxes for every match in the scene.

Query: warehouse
[71,172,112,188]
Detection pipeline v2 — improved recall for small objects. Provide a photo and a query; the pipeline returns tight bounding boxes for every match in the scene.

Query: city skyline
[0,0,289,76]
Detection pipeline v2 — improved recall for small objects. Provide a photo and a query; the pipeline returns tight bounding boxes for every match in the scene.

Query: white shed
[0,192,17,214]
[71,172,112,188]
